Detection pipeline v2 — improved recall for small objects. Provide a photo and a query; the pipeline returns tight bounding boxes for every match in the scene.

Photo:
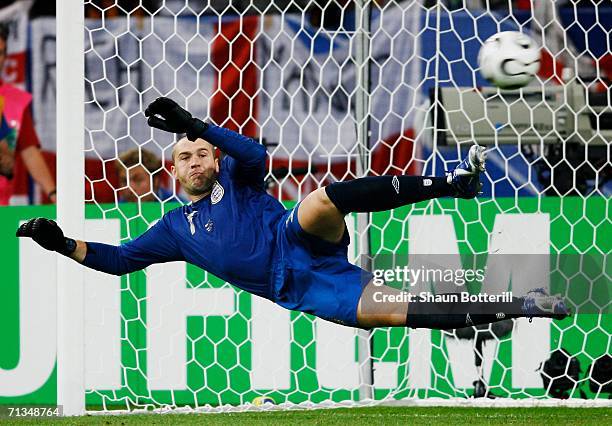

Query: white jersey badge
[211,181,224,205]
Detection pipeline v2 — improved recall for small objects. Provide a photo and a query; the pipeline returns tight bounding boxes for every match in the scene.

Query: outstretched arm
[202,124,267,184]
[201,124,266,168]
[16,217,182,276]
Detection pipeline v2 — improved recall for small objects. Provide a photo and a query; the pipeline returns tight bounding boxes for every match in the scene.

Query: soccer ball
[478,31,540,90]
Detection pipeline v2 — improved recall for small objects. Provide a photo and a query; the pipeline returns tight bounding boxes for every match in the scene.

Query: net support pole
[354,0,373,401]
[56,0,85,416]
[431,1,442,177]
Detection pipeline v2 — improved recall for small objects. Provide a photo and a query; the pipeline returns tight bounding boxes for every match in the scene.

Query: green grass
[2,407,611,425]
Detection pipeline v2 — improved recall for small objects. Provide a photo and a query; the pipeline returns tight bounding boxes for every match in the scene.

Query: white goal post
[56,0,85,416]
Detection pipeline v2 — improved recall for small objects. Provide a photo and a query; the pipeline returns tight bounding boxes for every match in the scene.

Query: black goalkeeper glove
[144,97,208,141]
[16,218,77,256]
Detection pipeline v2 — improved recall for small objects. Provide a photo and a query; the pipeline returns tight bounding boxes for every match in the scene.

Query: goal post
[354,0,374,402]
[56,0,85,416]
[20,0,610,415]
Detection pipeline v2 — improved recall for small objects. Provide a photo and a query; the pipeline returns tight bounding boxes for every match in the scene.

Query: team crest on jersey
[211,181,224,205]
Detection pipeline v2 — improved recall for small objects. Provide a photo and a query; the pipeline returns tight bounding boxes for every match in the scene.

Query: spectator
[116,147,181,203]
[0,22,56,205]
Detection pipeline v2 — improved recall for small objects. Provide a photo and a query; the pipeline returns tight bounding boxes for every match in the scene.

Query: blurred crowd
[0,0,609,205]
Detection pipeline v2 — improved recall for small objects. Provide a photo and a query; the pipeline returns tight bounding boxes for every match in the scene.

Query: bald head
[172,137,215,163]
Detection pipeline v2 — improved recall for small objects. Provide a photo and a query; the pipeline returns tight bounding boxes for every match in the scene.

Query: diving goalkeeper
[17,98,568,329]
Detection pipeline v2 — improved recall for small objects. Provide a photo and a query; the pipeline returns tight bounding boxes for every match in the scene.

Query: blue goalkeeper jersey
[83,125,287,299]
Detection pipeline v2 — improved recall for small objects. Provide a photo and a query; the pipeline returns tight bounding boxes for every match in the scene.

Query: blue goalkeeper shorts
[271,203,372,328]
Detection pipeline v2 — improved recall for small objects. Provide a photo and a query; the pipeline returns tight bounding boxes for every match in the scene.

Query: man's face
[0,38,6,75]
[171,137,219,197]
[118,165,158,202]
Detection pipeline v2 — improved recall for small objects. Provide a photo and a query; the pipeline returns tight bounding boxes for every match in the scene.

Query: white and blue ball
[478,31,540,90]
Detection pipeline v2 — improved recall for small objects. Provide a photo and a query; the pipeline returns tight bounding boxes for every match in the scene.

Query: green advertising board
[0,197,609,407]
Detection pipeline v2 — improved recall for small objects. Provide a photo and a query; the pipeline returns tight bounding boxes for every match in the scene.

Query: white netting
[56,0,611,411]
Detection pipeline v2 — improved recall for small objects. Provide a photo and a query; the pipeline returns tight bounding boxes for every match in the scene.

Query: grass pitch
[3,406,611,425]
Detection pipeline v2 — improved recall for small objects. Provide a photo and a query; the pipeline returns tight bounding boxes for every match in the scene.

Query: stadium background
[3,0,610,204]
[0,0,610,413]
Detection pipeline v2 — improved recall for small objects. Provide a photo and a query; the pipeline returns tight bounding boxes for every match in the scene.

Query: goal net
[44,0,612,413]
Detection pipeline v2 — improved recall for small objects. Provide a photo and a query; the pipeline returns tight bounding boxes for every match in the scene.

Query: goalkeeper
[17,98,568,329]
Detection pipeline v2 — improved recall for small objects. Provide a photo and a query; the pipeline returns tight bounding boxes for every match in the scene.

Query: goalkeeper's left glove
[16,218,77,256]
[144,97,208,141]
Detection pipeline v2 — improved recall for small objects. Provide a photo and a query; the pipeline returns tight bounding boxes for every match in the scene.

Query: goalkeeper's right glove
[16,218,77,256]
